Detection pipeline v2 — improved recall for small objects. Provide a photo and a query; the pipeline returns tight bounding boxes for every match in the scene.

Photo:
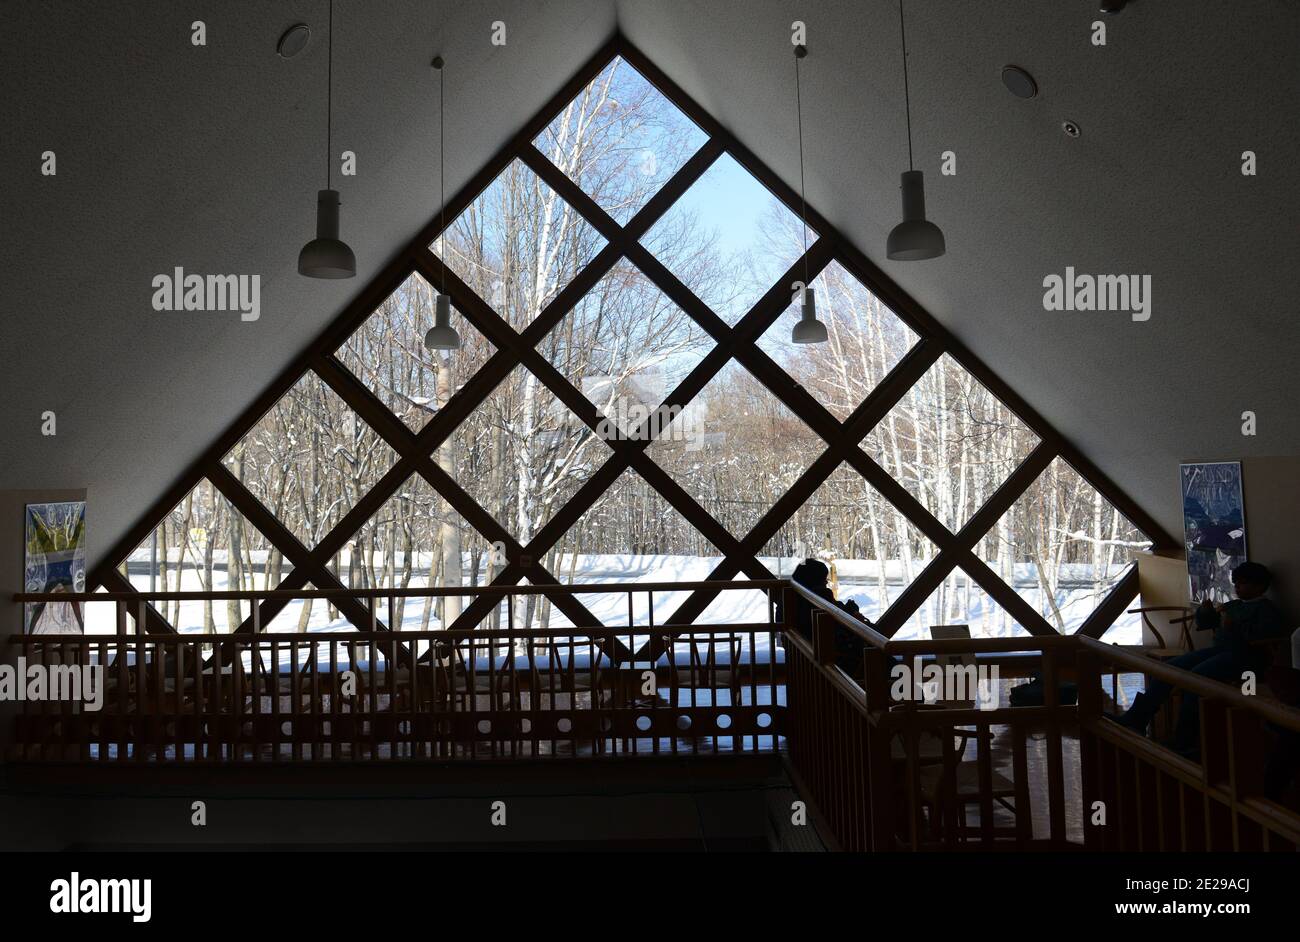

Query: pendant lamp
[789,44,827,345]
[298,0,356,278]
[886,0,946,261]
[424,55,461,351]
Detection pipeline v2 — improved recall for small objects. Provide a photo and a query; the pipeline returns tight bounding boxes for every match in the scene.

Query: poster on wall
[23,501,87,634]
[1179,462,1247,603]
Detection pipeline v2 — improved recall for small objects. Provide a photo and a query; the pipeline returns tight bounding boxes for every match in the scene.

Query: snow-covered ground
[84,550,1138,643]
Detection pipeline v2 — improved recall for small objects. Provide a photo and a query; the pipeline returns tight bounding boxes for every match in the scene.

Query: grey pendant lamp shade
[299,188,355,277]
[299,0,356,278]
[791,287,827,344]
[887,170,945,260]
[789,43,827,345]
[886,0,945,261]
[424,292,460,350]
[424,55,461,351]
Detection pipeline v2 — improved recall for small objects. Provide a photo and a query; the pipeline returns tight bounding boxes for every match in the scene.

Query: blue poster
[24,501,87,634]
[1179,462,1246,603]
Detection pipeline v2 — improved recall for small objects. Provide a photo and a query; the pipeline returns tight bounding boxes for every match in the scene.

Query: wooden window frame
[88,35,1176,642]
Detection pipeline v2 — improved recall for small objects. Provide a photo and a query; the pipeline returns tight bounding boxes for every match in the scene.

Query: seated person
[777,558,875,677]
[1112,561,1288,753]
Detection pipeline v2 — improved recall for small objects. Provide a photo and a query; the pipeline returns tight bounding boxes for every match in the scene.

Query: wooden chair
[664,632,743,707]
[656,633,743,749]
[895,625,1026,845]
[1125,606,1196,654]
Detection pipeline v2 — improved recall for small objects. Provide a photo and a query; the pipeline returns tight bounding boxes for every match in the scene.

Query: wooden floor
[978,724,1083,843]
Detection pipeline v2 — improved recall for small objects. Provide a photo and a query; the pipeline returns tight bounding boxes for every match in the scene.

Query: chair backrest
[927,625,976,708]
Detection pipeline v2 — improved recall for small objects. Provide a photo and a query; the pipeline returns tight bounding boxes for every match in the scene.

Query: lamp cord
[326,0,333,189]
[439,61,446,293]
[794,49,809,288]
[900,0,913,172]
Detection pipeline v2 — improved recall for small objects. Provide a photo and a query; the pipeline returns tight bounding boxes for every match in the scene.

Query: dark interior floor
[1,754,821,852]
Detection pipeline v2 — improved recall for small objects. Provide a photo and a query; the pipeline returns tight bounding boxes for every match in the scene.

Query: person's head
[1231,561,1271,599]
[792,558,829,589]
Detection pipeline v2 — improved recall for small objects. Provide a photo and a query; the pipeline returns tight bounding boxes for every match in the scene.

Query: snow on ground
[87,551,1139,644]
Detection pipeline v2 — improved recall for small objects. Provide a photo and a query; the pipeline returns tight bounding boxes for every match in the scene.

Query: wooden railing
[8,581,786,764]
[11,579,1299,853]
[784,583,1300,852]
[1076,638,1300,851]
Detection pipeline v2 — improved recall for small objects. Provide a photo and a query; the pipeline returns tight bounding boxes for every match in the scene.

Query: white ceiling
[3,0,1297,572]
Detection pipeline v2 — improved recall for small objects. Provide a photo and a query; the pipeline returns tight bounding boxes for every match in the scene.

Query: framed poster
[1179,462,1247,603]
[23,501,87,634]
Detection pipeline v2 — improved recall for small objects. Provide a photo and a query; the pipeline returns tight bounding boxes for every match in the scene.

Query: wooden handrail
[792,582,1297,724]
[780,627,873,716]
[789,581,891,649]
[9,623,778,645]
[883,636,1078,654]
[13,579,783,604]
[792,580,1080,654]
[1079,635,1300,731]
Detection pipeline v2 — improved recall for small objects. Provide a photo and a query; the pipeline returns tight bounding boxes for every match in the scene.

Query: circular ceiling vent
[1000,65,1038,99]
[277,23,311,59]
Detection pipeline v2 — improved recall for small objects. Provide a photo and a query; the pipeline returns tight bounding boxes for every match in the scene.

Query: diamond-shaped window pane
[498,577,570,633]
[432,158,607,330]
[860,353,1039,533]
[444,364,613,544]
[123,478,280,634]
[223,370,397,550]
[86,586,138,635]
[645,361,825,540]
[694,576,777,627]
[640,152,809,325]
[975,456,1149,637]
[260,583,355,633]
[533,56,707,226]
[337,271,495,432]
[759,261,919,421]
[549,467,722,626]
[326,472,500,631]
[893,566,1030,641]
[540,258,714,435]
[761,462,939,624]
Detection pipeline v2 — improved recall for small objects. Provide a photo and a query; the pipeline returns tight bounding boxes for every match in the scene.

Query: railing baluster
[174,638,183,763]
[251,634,262,764]
[1042,649,1066,844]
[194,636,204,762]
[388,631,397,761]
[330,637,339,762]
[233,634,244,763]
[212,636,223,763]
[349,638,359,761]
[134,629,145,764]
[311,638,321,762]
[292,637,303,762]
[271,638,279,762]
[98,639,108,763]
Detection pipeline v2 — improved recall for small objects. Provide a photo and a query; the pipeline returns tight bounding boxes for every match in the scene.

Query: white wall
[1240,456,1300,622]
